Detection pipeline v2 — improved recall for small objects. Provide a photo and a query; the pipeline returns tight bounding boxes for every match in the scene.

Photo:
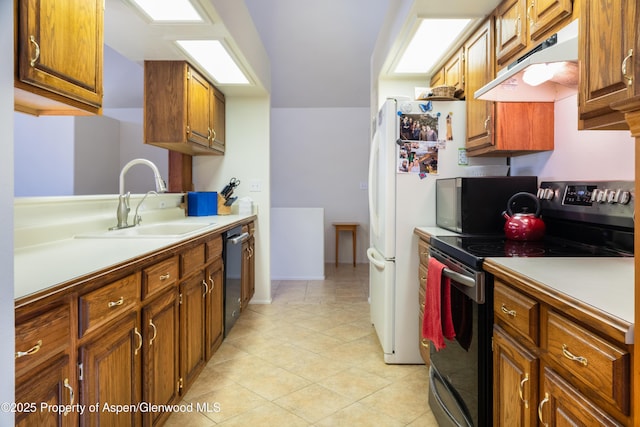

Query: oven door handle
[442,268,475,289]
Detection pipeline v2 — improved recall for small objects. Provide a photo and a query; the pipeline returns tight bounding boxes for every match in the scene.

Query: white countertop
[15,214,254,300]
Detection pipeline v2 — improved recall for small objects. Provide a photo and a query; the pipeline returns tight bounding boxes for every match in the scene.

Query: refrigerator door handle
[366,247,386,269]
[368,130,380,236]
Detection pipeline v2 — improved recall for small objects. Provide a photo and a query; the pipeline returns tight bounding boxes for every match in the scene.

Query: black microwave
[436,176,538,234]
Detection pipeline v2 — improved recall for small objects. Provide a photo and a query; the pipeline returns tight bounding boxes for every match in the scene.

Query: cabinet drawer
[418,239,430,267]
[15,303,70,378]
[142,256,179,300]
[206,236,223,262]
[79,273,140,337]
[494,281,539,345]
[181,244,205,277]
[544,309,630,414]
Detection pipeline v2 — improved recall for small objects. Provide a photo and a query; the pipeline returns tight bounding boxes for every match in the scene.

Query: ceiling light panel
[395,18,471,74]
[177,40,250,85]
[131,0,203,22]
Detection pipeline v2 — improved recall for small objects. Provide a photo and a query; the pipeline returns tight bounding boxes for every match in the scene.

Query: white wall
[511,94,635,180]
[271,107,370,264]
[74,115,120,195]
[104,108,169,194]
[14,114,75,196]
[194,97,272,303]
[0,0,15,419]
[14,108,169,197]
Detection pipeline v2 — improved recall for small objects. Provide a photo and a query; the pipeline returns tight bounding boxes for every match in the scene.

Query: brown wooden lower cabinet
[142,289,179,427]
[78,312,142,427]
[179,271,207,392]
[15,223,254,427]
[15,355,76,427]
[416,236,431,365]
[492,277,632,426]
[205,259,224,359]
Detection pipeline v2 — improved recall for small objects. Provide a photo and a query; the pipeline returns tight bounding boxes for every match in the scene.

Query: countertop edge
[483,258,633,345]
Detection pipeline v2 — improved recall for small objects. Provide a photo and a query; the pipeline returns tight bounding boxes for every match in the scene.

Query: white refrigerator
[366,98,504,364]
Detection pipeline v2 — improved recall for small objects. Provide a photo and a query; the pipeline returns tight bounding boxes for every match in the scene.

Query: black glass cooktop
[431,234,632,270]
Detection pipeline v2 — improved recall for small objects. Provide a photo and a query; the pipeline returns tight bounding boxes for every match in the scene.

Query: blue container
[187,191,218,216]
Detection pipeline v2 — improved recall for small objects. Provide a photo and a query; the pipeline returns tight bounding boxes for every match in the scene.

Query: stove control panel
[538,181,634,228]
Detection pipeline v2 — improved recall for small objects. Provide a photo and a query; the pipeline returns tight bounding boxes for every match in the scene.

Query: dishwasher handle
[228,232,250,245]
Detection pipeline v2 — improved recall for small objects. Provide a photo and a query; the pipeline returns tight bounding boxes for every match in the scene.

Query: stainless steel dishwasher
[223,225,249,337]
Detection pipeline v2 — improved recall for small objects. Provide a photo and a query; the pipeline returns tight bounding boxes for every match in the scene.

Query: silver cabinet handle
[529,0,535,27]
[159,273,171,281]
[15,340,42,359]
[149,319,157,347]
[108,297,124,308]
[537,392,549,426]
[134,327,142,355]
[622,49,633,86]
[209,275,214,291]
[63,378,74,416]
[561,344,588,366]
[29,35,40,67]
[518,374,530,408]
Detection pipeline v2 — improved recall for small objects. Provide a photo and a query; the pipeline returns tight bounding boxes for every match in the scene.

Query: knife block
[217,194,231,215]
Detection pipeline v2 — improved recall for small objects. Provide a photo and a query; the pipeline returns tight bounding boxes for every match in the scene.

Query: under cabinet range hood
[475,19,578,102]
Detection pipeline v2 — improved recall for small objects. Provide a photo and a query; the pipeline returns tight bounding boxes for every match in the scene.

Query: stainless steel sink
[76,222,214,239]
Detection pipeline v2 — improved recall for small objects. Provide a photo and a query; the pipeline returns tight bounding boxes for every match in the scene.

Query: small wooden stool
[333,222,358,267]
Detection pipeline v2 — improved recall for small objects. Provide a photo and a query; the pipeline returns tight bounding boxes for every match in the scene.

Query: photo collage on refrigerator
[397,105,455,177]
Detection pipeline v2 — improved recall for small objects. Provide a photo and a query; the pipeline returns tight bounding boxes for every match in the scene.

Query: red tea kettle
[502,192,546,241]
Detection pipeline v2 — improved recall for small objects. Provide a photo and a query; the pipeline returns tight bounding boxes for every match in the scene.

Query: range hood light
[522,63,554,86]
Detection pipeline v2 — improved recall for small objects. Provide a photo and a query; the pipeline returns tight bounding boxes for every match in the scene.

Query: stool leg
[352,229,356,267]
[335,229,339,268]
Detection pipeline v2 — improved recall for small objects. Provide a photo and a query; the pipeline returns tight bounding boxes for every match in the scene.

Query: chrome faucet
[111,159,167,230]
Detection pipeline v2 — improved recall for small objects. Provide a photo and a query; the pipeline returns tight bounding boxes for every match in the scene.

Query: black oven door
[427,254,493,426]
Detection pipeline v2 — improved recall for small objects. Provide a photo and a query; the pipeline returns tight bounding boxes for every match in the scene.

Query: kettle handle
[506,192,541,217]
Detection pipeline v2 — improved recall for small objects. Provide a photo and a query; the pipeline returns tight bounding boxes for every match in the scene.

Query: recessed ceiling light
[131,0,203,22]
[395,18,471,74]
[176,40,250,85]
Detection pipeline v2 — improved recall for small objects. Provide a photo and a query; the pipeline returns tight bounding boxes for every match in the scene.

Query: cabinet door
[79,313,141,427]
[579,0,636,129]
[210,87,226,153]
[187,67,211,147]
[493,326,538,427]
[444,49,465,94]
[15,355,76,427]
[528,0,572,41]
[180,271,206,391]
[16,0,103,108]
[464,19,495,152]
[430,67,445,88]
[241,235,255,311]
[539,367,623,426]
[142,290,179,427]
[205,261,224,359]
[495,0,527,65]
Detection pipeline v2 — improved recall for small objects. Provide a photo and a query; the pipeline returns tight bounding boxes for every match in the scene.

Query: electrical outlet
[159,201,166,208]
[250,180,262,192]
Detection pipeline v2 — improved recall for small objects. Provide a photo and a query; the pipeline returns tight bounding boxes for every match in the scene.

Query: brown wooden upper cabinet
[14,0,104,116]
[465,18,554,157]
[144,61,226,156]
[430,47,465,97]
[579,0,637,130]
[495,0,573,68]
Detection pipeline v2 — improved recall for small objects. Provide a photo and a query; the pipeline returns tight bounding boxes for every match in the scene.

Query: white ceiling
[103,0,501,109]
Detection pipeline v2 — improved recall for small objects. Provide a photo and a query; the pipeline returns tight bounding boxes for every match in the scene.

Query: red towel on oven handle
[422,256,456,351]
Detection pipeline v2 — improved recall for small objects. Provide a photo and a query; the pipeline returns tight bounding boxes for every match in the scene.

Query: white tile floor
[165,263,438,426]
